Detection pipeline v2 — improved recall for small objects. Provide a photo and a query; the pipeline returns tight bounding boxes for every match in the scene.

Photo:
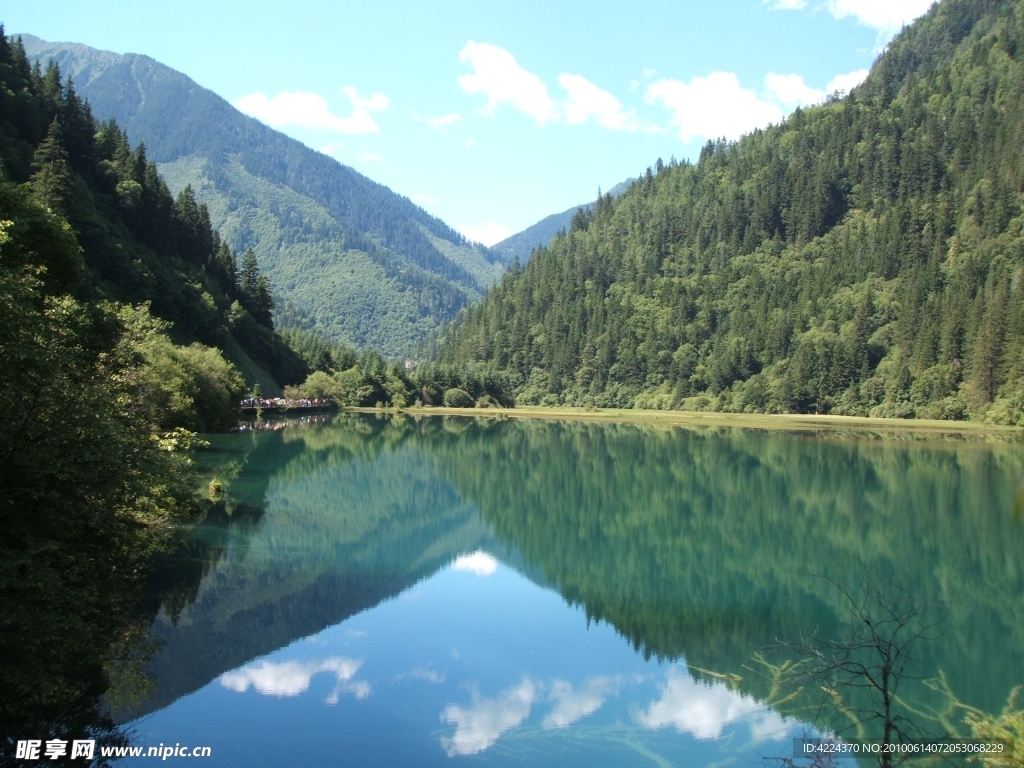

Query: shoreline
[344,405,1023,440]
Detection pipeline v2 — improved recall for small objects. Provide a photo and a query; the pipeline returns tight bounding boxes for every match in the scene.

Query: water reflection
[419,417,1024,716]
[115,414,1023,764]
[543,676,622,729]
[637,667,794,742]
[438,665,800,757]
[441,678,538,756]
[220,657,368,702]
[451,551,500,576]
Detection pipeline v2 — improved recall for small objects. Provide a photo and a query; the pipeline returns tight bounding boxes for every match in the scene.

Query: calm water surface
[117,414,1024,766]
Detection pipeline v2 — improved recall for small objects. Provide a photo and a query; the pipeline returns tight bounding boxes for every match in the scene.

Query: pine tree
[239,248,274,328]
[214,242,238,294]
[240,247,260,296]
[174,185,215,263]
[252,274,275,329]
[29,118,73,215]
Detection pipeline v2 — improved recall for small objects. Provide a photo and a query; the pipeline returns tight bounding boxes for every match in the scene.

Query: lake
[113,414,1024,766]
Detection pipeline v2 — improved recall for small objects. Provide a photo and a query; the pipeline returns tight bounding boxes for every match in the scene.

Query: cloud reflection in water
[638,667,792,741]
[450,551,499,576]
[440,678,537,756]
[543,676,620,729]
[220,657,370,704]
[437,666,795,756]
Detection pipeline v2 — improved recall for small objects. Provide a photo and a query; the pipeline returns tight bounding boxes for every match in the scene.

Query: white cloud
[645,72,783,143]
[441,679,537,756]
[766,0,809,9]
[413,193,437,206]
[451,550,499,576]
[236,86,389,134]
[763,69,870,110]
[827,0,933,33]
[637,667,793,741]
[358,151,383,162]
[460,223,509,247]
[544,677,619,729]
[765,73,825,108]
[426,112,463,129]
[559,74,638,131]
[457,43,645,132]
[826,68,870,95]
[220,657,369,704]
[458,41,557,125]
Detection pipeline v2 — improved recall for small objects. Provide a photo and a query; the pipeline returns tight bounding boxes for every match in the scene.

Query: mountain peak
[23,35,508,355]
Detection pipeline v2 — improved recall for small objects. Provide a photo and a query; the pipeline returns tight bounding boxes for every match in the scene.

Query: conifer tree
[214,241,238,294]
[240,247,260,296]
[239,248,274,328]
[29,118,72,215]
[253,274,275,329]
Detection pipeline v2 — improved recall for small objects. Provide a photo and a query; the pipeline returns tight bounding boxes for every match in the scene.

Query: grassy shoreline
[346,405,1023,440]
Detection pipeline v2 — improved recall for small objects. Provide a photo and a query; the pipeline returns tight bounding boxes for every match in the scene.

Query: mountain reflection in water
[40,414,1024,765]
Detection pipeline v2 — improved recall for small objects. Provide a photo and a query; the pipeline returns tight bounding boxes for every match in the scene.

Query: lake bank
[346,405,1023,440]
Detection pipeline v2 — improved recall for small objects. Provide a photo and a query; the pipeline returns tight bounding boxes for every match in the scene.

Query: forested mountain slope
[21,35,508,356]
[437,0,1024,423]
[0,32,305,397]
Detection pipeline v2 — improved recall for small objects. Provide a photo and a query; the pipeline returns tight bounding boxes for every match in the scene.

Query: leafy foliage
[437,0,1024,423]
[130,309,247,432]
[966,688,1024,768]
[0,26,299,749]
[0,219,194,750]
[285,348,516,409]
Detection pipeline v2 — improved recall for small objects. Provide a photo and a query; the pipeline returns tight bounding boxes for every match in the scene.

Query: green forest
[435,0,1024,424]
[0,27,313,743]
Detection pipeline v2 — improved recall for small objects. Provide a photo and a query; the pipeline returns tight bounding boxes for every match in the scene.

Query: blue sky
[7,0,933,243]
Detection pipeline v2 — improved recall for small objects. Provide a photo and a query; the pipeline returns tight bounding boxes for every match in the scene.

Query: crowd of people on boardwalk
[239,396,335,411]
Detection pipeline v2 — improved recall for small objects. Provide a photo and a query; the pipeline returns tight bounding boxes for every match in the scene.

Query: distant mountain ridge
[491,178,633,263]
[21,35,508,356]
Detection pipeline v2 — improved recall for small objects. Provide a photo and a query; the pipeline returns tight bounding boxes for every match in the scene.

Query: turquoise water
[119,414,1024,766]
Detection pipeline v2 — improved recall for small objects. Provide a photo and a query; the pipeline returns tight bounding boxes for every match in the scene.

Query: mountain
[490,178,633,263]
[436,0,1024,425]
[0,31,308,397]
[21,35,509,357]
